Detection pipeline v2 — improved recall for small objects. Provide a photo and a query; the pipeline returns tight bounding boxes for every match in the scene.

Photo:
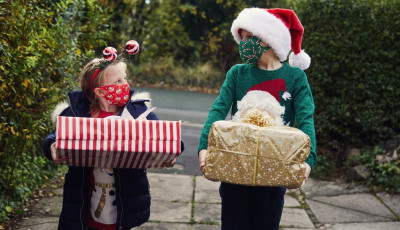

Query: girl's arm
[42,106,72,162]
[42,131,56,160]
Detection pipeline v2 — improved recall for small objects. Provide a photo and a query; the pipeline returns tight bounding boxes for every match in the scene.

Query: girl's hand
[50,143,66,165]
[198,149,207,172]
[304,163,312,182]
[162,158,176,168]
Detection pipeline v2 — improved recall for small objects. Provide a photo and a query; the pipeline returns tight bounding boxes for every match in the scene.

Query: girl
[198,8,317,230]
[43,43,176,230]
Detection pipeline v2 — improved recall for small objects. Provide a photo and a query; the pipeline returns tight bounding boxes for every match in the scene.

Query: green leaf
[5,206,12,212]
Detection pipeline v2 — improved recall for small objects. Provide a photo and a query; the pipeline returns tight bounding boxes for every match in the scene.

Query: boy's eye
[241,35,255,41]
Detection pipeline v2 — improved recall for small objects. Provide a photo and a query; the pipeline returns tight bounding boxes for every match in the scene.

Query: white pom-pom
[289,50,311,70]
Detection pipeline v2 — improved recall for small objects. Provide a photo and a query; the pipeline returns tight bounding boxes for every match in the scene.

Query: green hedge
[291,0,400,156]
[0,0,112,223]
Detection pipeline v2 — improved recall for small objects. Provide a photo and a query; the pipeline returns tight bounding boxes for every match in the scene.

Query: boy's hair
[80,59,127,110]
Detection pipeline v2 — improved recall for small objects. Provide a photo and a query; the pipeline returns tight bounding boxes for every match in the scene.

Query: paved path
[16,173,399,230]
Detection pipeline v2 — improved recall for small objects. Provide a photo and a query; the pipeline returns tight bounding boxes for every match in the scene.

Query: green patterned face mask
[239,37,271,65]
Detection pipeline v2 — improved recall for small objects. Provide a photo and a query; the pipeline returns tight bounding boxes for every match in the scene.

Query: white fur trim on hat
[289,50,311,70]
[131,91,152,108]
[231,8,291,62]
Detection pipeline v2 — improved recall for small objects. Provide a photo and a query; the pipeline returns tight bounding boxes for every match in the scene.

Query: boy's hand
[162,158,177,168]
[304,163,311,182]
[199,149,207,172]
[50,143,66,165]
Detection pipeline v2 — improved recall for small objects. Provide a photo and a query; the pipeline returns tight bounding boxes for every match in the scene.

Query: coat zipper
[71,107,85,229]
[80,167,85,230]
[118,171,124,229]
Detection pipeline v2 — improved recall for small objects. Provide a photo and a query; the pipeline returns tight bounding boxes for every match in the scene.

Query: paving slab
[281,208,315,229]
[149,200,192,222]
[284,194,300,207]
[280,228,315,230]
[136,222,191,230]
[16,216,59,230]
[195,176,221,203]
[193,203,221,223]
[330,221,400,230]
[311,193,395,219]
[148,173,194,202]
[377,192,400,216]
[306,199,393,223]
[193,224,221,230]
[301,178,367,198]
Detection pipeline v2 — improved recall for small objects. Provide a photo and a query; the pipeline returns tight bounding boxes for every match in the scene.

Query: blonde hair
[80,58,127,111]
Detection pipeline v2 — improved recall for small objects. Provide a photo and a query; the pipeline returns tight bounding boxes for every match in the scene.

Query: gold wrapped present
[203,121,310,188]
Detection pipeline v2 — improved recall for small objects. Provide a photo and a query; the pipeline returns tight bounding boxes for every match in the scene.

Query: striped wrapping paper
[55,116,181,169]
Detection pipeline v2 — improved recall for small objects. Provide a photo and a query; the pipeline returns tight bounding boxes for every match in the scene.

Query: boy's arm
[198,67,237,153]
[293,72,317,169]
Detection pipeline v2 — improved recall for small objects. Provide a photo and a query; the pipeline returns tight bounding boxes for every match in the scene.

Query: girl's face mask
[96,83,130,106]
[239,37,271,65]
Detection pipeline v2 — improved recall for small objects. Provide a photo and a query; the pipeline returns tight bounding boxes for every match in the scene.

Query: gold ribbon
[207,147,304,164]
[253,128,261,184]
[94,182,115,218]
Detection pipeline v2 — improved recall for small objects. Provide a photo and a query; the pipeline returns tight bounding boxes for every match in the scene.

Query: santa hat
[231,8,311,70]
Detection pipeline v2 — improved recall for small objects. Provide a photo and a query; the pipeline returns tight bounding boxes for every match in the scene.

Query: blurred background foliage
[0,0,113,223]
[289,0,400,190]
[1,0,399,224]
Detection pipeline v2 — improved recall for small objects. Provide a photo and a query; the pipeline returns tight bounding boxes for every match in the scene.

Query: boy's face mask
[97,83,130,106]
[239,37,271,65]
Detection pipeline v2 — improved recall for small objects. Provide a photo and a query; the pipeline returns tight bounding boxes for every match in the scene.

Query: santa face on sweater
[232,79,292,127]
[232,90,285,126]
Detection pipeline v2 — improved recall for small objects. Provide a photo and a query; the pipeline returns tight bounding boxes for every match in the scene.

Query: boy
[198,8,316,230]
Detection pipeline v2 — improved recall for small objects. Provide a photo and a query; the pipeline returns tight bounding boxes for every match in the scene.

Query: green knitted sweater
[198,63,317,169]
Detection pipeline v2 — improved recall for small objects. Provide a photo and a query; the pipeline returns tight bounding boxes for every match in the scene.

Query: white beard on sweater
[232,90,285,126]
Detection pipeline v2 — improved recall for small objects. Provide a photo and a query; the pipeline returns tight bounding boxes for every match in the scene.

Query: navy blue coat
[43,90,160,230]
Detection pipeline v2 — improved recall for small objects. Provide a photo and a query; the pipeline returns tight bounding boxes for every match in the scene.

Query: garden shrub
[0,0,112,223]
[290,0,400,163]
[346,145,400,193]
[130,57,225,90]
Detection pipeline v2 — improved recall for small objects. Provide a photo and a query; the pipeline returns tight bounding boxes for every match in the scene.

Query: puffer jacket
[43,90,160,230]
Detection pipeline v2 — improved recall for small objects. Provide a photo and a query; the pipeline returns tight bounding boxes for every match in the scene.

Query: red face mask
[96,83,130,106]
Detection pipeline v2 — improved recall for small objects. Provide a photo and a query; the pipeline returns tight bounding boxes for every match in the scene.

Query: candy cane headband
[90,40,140,90]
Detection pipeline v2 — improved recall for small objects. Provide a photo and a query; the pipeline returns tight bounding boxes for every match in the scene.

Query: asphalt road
[138,87,220,176]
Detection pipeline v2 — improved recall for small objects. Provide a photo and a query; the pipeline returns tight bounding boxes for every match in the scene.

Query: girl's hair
[80,58,127,111]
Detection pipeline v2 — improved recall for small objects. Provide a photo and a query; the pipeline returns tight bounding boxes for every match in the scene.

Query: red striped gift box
[55,116,181,169]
